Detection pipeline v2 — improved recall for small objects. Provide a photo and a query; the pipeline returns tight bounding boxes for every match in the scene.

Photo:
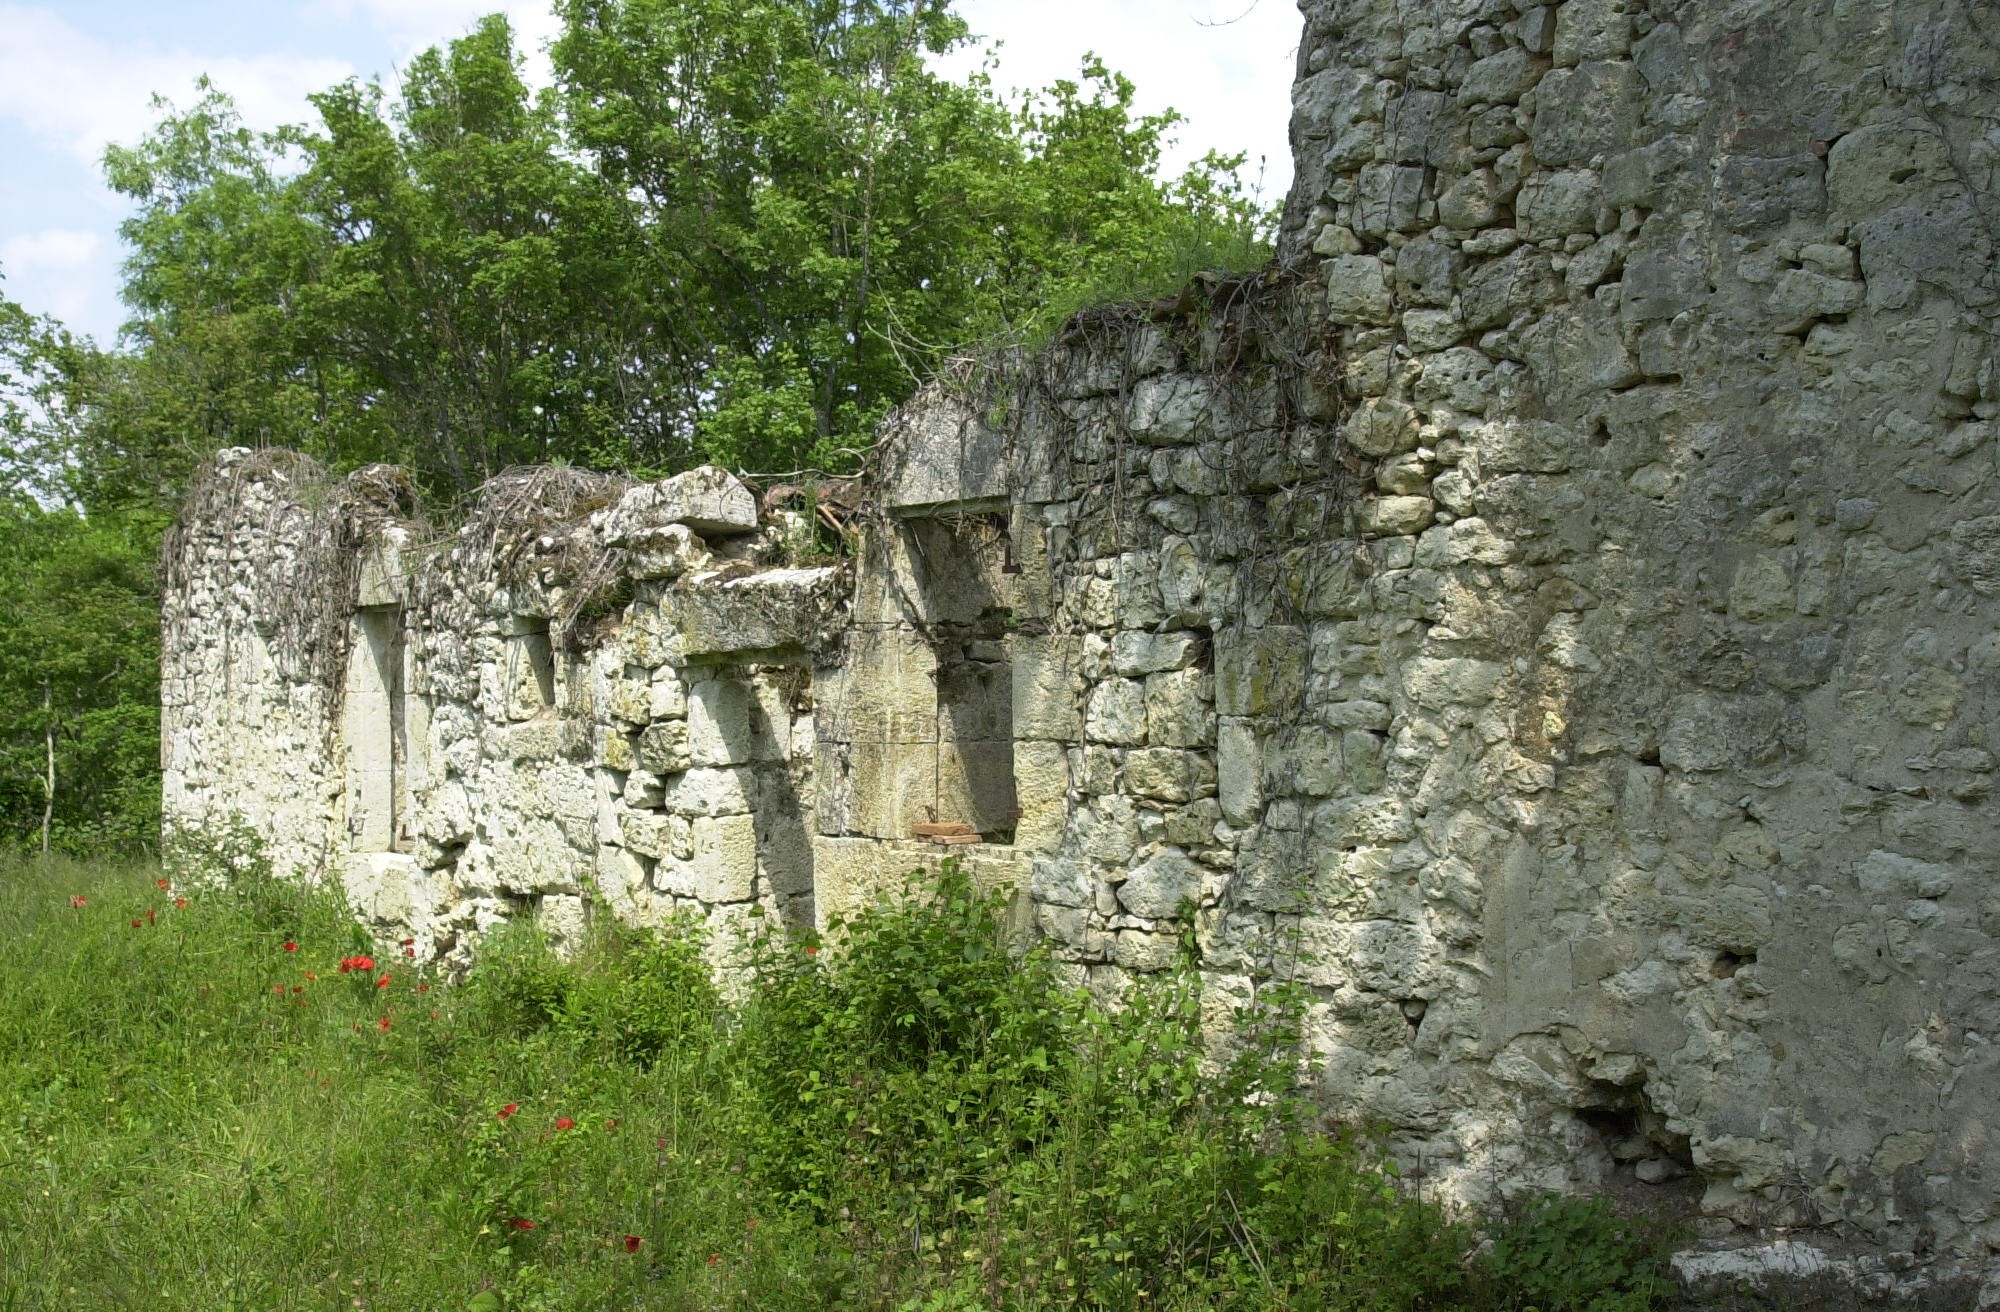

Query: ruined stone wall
[164,0,2000,1290]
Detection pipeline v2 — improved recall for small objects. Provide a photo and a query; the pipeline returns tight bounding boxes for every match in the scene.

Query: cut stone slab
[596,465,758,543]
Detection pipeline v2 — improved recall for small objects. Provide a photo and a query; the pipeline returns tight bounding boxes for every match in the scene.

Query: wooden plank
[925,832,984,846]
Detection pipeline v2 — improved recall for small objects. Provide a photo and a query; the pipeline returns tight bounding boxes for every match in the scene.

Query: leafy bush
[0,850,1674,1311]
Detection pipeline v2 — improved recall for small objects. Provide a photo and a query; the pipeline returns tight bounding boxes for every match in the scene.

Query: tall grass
[0,850,1670,1311]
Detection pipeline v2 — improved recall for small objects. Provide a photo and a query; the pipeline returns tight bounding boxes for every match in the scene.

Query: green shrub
[1482,1193,1674,1312]
[0,849,1674,1312]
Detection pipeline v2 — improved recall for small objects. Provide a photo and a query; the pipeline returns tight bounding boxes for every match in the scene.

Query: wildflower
[508,1218,535,1231]
[145,909,156,926]
[707,1252,719,1267]
[283,941,298,952]
[273,986,285,995]
[130,919,142,928]
[604,1119,618,1131]
[804,945,818,956]
[417,983,430,993]
[156,879,169,890]
[554,1117,575,1132]
[623,1235,642,1253]
[400,937,414,947]
[746,1217,759,1231]
[304,971,317,981]
[69,896,86,908]
[375,973,392,989]
[497,1103,518,1121]
[174,897,187,909]
[292,986,304,994]
[378,1016,392,1032]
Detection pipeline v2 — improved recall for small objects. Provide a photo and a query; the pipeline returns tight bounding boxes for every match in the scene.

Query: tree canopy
[81,2,1269,495]
[2,0,1274,855]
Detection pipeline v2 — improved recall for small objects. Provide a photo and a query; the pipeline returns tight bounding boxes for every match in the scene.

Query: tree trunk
[40,681,54,858]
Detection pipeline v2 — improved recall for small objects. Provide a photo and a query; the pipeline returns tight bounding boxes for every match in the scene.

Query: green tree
[0,501,162,855]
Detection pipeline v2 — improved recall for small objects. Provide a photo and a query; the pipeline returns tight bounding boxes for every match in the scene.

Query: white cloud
[0,4,355,162]
[941,0,1300,203]
[1,227,119,340]
[305,0,564,86]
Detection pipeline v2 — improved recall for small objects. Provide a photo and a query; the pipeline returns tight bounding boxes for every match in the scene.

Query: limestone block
[1215,626,1306,717]
[1084,678,1148,745]
[650,670,688,720]
[1145,668,1216,748]
[688,678,756,766]
[1218,718,1264,826]
[842,740,939,839]
[1356,496,1435,538]
[1118,846,1205,919]
[1126,374,1214,444]
[1716,155,1826,233]
[1438,170,1502,230]
[1552,0,1632,65]
[937,658,1012,741]
[1768,269,1864,334]
[1728,555,1795,622]
[1323,255,1394,325]
[658,814,758,904]
[1403,310,1463,353]
[1343,397,1420,458]
[1517,169,1604,239]
[664,566,842,660]
[1309,795,1416,847]
[1013,633,1085,740]
[636,720,691,774]
[357,528,409,607]
[626,523,710,581]
[1111,630,1200,676]
[1124,748,1218,803]
[822,628,938,743]
[1946,516,2000,595]
[1462,245,1558,332]
[1530,61,1641,165]
[624,769,665,809]
[662,766,755,817]
[596,465,757,542]
[881,390,1009,509]
[1013,740,1071,853]
[594,843,649,915]
[935,740,1018,834]
[1402,657,1504,709]
[1460,47,1544,104]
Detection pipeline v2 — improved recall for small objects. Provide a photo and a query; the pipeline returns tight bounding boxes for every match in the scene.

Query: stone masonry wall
[164,0,2000,1292]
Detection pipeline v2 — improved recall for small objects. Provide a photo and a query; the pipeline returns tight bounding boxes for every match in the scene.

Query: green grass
[0,850,1672,1311]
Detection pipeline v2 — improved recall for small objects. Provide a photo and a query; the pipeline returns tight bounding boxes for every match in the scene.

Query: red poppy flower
[554,1117,575,1131]
[145,909,156,926]
[375,973,392,989]
[68,895,86,908]
[273,986,285,995]
[417,983,430,993]
[400,937,414,947]
[604,1119,618,1131]
[509,1218,535,1231]
[497,1103,518,1121]
[283,941,298,952]
[304,971,317,981]
[623,1234,642,1253]
[156,878,169,890]
[404,947,415,957]
[174,897,188,909]
[656,1137,668,1149]
[804,945,818,956]
[130,919,142,928]
[292,986,303,994]
[707,1252,719,1267]
[378,1016,392,1032]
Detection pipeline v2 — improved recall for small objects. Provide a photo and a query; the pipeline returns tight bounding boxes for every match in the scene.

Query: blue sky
[0,0,1299,346]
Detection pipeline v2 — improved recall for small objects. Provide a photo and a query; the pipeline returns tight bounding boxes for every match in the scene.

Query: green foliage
[70,3,1271,497]
[0,851,1673,1310]
[1482,1193,1674,1312]
[0,498,162,855]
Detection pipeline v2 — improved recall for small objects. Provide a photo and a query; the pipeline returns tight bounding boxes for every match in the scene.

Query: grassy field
[0,851,1671,1311]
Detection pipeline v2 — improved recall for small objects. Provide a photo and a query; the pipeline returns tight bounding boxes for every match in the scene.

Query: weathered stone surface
[168,0,2000,1287]
[598,465,757,541]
